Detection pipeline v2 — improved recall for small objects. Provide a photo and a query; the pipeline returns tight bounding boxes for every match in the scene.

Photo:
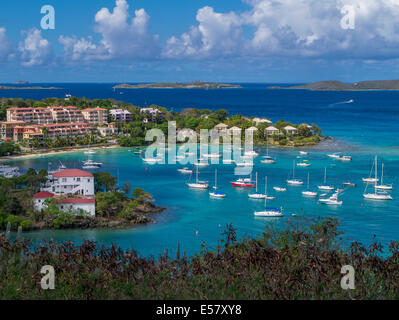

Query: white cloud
[164,0,399,60]
[163,6,243,59]
[18,28,52,66]
[0,27,14,62]
[60,0,159,62]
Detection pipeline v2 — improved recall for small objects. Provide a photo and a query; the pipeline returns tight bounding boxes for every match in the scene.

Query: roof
[34,191,55,199]
[52,169,93,178]
[214,123,228,129]
[246,126,258,131]
[284,125,298,130]
[58,198,95,204]
[229,126,242,131]
[266,126,279,131]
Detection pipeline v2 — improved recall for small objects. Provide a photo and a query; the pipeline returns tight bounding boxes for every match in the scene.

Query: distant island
[113,81,242,89]
[268,79,399,91]
[0,86,61,90]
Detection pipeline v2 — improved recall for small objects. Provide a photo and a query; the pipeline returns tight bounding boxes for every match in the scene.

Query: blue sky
[1,0,399,83]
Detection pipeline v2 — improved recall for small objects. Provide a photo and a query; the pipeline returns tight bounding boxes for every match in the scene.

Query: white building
[110,109,132,123]
[140,108,163,123]
[43,169,95,196]
[284,125,298,135]
[253,117,272,126]
[33,191,95,216]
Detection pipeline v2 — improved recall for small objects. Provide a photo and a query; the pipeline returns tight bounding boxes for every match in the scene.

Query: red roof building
[52,169,93,178]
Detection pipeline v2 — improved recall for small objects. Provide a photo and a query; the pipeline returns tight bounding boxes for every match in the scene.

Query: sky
[1,0,399,83]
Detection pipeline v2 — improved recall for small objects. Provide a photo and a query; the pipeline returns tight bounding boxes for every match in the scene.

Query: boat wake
[328,99,354,107]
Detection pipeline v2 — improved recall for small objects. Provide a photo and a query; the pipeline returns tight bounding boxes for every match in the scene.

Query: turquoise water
[2,84,399,256]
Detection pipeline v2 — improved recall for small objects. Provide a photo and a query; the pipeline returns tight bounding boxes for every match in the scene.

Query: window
[62,178,67,182]
[77,178,81,182]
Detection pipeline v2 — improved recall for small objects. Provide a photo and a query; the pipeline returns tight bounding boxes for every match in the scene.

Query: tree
[132,187,152,202]
[93,172,117,192]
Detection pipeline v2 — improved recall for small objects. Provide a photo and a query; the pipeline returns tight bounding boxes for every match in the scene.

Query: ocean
[1,83,399,257]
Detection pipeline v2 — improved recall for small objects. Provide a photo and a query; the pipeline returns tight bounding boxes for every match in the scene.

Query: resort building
[265,126,280,136]
[246,126,259,133]
[6,107,53,124]
[42,169,95,196]
[97,123,118,137]
[140,108,163,123]
[81,107,107,125]
[0,121,27,140]
[253,117,272,126]
[33,190,95,216]
[13,123,94,141]
[110,109,132,123]
[284,125,298,135]
[214,123,229,132]
[228,126,242,135]
[48,106,84,123]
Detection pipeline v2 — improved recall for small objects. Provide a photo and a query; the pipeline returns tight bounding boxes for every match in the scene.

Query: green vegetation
[0,218,398,299]
[113,81,242,89]
[0,142,20,156]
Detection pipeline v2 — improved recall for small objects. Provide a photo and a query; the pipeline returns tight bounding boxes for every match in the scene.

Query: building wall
[43,176,95,196]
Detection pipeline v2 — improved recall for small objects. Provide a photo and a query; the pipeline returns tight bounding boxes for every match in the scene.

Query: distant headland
[268,79,399,91]
[0,85,62,90]
[113,81,242,89]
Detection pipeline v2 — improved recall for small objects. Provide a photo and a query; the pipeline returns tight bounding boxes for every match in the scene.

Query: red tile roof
[59,198,95,204]
[34,191,55,199]
[52,169,93,178]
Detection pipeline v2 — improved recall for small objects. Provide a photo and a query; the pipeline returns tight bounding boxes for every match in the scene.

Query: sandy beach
[0,144,121,162]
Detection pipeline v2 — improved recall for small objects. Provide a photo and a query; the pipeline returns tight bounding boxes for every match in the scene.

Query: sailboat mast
[196,165,199,183]
[324,168,326,184]
[307,172,310,190]
[215,169,217,188]
[255,172,258,193]
[381,163,384,185]
[264,176,267,208]
[293,160,295,179]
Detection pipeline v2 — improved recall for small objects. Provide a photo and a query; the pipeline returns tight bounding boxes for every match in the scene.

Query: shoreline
[0,144,120,162]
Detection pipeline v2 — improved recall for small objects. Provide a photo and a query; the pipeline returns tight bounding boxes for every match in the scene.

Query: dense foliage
[0,218,397,299]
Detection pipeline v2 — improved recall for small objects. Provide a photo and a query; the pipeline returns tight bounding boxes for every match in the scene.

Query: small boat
[327,153,341,159]
[187,166,209,189]
[244,150,259,157]
[177,167,193,174]
[302,173,318,197]
[319,192,342,205]
[273,187,287,192]
[363,157,379,183]
[343,181,356,187]
[299,151,308,155]
[133,149,143,155]
[231,176,254,188]
[249,173,265,199]
[0,165,20,178]
[83,159,103,167]
[203,153,221,158]
[236,161,254,167]
[363,156,392,200]
[337,155,352,162]
[297,161,311,167]
[223,159,235,164]
[318,167,334,191]
[142,158,162,164]
[287,160,304,185]
[254,177,282,217]
[84,149,96,155]
[194,161,209,167]
[209,169,226,198]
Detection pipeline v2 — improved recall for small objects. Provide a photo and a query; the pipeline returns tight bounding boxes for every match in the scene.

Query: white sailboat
[362,158,379,183]
[261,136,276,164]
[318,167,334,191]
[374,162,393,191]
[249,172,265,199]
[177,167,193,174]
[363,156,392,200]
[209,169,226,198]
[319,191,342,205]
[302,172,318,197]
[254,176,283,217]
[287,160,304,185]
[187,165,209,189]
[273,187,287,192]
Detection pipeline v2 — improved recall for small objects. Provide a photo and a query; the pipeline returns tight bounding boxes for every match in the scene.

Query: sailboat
[249,172,265,199]
[254,176,283,217]
[287,160,304,185]
[187,166,209,189]
[318,167,334,191]
[209,169,226,198]
[362,158,379,183]
[302,172,318,197]
[231,174,255,187]
[363,156,392,200]
[375,162,393,191]
[261,135,276,164]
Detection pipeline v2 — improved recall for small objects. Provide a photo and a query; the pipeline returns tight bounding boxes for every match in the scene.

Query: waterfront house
[265,126,280,136]
[284,125,298,135]
[97,122,118,137]
[42,169,95,196]
[33,190,95,216]
[228,126,242,136]
[246,126,259,133]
